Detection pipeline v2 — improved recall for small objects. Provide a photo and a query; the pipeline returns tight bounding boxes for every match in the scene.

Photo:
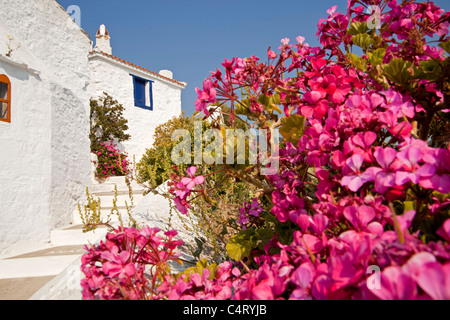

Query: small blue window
[132,75,153,110]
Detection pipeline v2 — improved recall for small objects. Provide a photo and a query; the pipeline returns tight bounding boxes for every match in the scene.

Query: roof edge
[88,51,187,89]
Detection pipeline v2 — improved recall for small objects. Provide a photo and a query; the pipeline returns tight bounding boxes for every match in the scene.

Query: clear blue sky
[56,0,450,116]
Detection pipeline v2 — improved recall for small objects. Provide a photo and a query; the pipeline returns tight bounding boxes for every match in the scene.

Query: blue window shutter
[131,75,154,110]
[148,80,154,110]
[133,76,146,107]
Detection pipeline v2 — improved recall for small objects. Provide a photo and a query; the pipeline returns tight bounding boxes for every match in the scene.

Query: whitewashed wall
[88,54,184,163]
[0,0,91,257]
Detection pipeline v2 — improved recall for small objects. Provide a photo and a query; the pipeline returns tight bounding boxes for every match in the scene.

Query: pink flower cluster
[155,261,244,300]
[238,198,264,229]
[168,166,205,215]
[81,226,183,300]
[94,141,131,180]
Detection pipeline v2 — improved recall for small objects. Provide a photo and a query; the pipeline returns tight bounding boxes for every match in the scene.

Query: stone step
[0,276,56,300]
[50,224,109,247]
[0,222,113,300]
[0,244,89,300]
[89,177,147,194]
[91,193,145,208]
[0,254,82,279]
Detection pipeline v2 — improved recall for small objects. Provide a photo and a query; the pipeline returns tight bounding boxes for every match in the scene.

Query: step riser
[73,208,136,225]
[50,229,109,247]
[79,194,144,208]
[89,183,146,194]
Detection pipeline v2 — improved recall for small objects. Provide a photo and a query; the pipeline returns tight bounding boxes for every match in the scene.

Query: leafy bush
[90,92,130,150]
[90,93,132,180]
[136,111,256,262]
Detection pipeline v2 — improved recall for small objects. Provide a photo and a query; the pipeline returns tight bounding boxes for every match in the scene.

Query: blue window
[132,75,153,110]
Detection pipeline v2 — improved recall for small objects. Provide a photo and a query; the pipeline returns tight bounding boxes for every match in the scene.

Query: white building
[0,0,186,258]
[89,25,186,162]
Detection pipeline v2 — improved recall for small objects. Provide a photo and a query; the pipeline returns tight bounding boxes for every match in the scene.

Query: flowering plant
[93,141,132,180]
[82,0,450,300]
[81,226,183,300]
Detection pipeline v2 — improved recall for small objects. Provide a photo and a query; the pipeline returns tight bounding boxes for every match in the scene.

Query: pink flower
[416,262,450,300]
[181,166,205,191]
[341,154,374,192]
[367,147,398,194]
[351,131,377,162]
[101,249,136,279]
[195,78,216,115]
[395,146,435,185]
[368,266,418,300]
[301,90,330,119]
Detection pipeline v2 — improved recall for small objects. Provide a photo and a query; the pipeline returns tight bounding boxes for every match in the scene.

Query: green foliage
[279,113,306,145]
[136,112,194,189]
[226,228,274,261]
[90,92,130,151]
[136,111,256,263]
[78,181,137,233]
[78,187,102,233]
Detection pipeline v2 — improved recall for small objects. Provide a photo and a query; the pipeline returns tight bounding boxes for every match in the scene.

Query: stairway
[74,176,146,226]
[0,176,147,300]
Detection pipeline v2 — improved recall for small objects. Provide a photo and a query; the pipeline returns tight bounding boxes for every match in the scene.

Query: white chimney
[94,24,112,55]
[159,70,173,79]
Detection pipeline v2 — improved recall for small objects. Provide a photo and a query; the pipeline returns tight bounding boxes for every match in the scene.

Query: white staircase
[0,176,148,300]
[74,176,146,226]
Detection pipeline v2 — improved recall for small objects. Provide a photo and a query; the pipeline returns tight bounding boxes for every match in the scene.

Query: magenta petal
[347,154,364,172]
[194,176,205,185]
[343,205,359,229]
[417,262,446,300]
[302,234,323,253]
[374,147,397,169]
[358,205,376,227]
[437,219,450,242]
[291,265,313,289]
[341,175,364,192]
[186,166,197,177]
[181,177,192,186]
[403,252,436,281]
[372,266,417,300]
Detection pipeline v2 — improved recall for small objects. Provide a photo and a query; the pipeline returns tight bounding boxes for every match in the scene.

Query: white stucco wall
[0,0,91,257]
[88,53,185,163]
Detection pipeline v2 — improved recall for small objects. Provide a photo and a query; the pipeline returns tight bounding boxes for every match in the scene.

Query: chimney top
[94,24,112,55]
[96,24,110,38]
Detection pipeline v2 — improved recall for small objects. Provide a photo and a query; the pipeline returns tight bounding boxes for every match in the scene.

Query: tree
[90,92,130,151]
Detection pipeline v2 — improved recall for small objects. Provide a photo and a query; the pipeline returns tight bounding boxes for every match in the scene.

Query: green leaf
[271,93,282,105]
[417,59,443,81]
[347,21,369,35]
[347,52,367,71]
[226,236,252,261]
[368,48,386,66]
[235,99,252,116]
[404,201,415,212]
[258,94,271,107]
[279,114,306,145]
[383,58,417,88]
[439,40,450,54]
[352,34,374,49]
[255,228,274,249]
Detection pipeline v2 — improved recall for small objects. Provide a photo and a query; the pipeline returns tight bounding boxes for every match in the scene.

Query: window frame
[131,74,153,111]
[0,74,11,123]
